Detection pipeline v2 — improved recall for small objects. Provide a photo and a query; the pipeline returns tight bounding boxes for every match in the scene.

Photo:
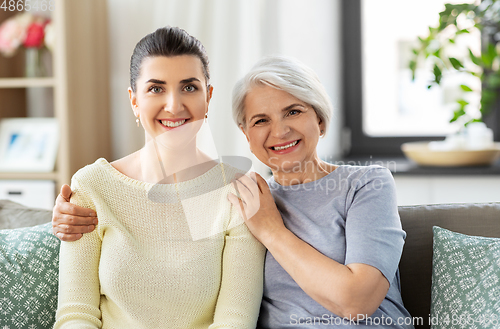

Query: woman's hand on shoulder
[52,184,98,242]
[227,172,286,246]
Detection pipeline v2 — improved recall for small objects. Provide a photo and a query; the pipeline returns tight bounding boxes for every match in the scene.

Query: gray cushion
[398,202,500,329]
[0,200,52,230]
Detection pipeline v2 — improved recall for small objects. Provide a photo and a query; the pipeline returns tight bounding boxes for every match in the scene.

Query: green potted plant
[409,0,500,127]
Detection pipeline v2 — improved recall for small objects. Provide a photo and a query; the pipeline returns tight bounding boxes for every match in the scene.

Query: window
[342,0,500,156]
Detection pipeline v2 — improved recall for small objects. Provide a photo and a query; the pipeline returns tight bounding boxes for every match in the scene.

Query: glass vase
[25,48,46,78]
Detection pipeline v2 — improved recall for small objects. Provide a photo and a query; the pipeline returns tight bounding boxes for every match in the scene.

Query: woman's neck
[271,156,336,186]
[139,138,214,184]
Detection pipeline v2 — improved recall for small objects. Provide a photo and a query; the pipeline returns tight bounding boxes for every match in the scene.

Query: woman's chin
[266,161,303,175]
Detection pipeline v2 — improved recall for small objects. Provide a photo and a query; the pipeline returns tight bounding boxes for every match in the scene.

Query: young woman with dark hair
[53,26,265,329]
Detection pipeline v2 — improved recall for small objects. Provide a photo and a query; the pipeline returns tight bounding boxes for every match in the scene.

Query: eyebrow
[249,103,305,123]
[180,77,201,84]
[146,79,166,84]
[145,77,201,85]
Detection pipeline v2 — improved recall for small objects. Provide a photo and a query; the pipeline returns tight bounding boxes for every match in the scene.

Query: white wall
[106,0,343,175]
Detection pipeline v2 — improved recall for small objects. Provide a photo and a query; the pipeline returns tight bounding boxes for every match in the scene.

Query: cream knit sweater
[54,158,265,329]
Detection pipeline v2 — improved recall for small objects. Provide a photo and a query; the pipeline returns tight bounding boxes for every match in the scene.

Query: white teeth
[273,140,298,151]
[161,119,186,127]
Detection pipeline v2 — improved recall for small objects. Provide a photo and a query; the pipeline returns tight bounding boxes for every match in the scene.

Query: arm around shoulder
[52,184,98,242]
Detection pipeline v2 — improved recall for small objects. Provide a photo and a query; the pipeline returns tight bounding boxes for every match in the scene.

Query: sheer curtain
[107,0,342,176]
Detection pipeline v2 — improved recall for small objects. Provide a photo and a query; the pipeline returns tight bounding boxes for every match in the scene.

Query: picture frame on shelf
[0,118,59,172]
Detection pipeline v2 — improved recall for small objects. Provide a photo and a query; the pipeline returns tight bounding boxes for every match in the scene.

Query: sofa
[1,199,499,328]
[398,202,500,329]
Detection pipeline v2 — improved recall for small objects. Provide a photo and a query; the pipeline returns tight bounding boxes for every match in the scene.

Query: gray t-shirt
[258,165,414,329]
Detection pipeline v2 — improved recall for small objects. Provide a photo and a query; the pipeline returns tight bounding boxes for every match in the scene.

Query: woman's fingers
[232,181,254,220]
[52,214,97,237]
[228,173,286,245]
[255,173,270,194]
[59,184,72,202]
[55,232,83,242]
[233,173,258,198]
[53,215,96,233]
[232,175,251,202]
[52,184,98,240]
[240,172,270,196]
[233,179,253,202]
[232,179,261,220]
[52,215,96,240]
[55,202,97,219]
[227,192,247,220]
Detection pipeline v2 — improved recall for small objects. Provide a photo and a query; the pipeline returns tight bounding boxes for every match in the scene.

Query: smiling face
[129,55,212,148]
[241,84,324,174]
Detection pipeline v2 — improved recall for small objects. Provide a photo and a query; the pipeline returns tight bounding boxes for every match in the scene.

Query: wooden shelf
[0,172,59,180]
[0,0,111,197]
[0,77,56,88]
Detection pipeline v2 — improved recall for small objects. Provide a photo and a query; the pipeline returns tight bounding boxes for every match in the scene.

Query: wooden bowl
[401,142,500,167]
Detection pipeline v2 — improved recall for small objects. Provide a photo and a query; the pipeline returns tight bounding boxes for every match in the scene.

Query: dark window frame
[341,0,500,157]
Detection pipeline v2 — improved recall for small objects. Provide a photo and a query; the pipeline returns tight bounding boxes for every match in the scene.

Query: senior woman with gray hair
[228,56,413,328]
[52,56,413,328]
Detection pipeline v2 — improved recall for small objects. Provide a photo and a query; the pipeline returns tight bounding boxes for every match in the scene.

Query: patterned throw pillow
[431,226,500,329]
[0,222,60,329]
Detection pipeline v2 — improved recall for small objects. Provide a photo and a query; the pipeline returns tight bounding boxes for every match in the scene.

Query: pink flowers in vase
[0,13,52,57]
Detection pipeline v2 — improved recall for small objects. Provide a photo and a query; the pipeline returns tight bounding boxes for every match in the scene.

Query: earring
[204,113,208,123]
[136,117,140,127]
[320,130,324,136]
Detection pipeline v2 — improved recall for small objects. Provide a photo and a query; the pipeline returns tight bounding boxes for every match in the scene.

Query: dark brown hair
[130,26,210,92]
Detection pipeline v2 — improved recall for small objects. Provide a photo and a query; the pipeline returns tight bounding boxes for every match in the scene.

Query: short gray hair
[232,56,333,135]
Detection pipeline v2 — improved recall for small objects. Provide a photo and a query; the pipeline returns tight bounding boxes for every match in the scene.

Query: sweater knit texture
[54,158,265,329]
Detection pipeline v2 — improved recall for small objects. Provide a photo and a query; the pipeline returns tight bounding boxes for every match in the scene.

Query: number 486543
[0,0,55,11]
